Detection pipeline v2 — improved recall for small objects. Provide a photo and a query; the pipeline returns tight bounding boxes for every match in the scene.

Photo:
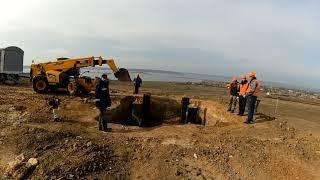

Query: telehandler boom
[30,56,131,95]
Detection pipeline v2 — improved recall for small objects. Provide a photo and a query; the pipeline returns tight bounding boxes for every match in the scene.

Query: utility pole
[274,97,279,115]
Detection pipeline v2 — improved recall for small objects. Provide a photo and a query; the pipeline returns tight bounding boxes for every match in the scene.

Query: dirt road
[0,83,320,179]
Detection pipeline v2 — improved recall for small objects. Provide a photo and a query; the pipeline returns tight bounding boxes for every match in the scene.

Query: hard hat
[232,76,237,81]
[249,72,256,77]
[241,74,247,79]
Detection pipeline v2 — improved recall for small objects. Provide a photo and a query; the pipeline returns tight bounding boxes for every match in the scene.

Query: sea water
[23,66,227,83]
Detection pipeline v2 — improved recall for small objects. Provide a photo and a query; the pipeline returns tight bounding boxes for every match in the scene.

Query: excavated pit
[107,95,205,127]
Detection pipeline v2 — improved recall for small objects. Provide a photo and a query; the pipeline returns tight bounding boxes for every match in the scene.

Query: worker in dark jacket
[95,74,112,132]
[238,75,249,116]
[227,76,239,113]
[244,72,261,124]
[133,74,142,94]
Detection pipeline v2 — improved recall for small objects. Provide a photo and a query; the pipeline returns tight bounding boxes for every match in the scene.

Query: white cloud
[0,0,319,88]
[44,48,70,56]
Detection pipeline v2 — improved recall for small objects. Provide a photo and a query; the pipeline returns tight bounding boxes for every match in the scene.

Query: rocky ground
[0,82,320,179]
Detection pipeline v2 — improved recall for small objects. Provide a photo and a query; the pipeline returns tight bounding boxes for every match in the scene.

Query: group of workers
[227,71,261,124]
[95,73,143,132]
[48,71,259,132]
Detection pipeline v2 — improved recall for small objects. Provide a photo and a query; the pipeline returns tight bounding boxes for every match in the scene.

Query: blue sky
[0,0,319,88]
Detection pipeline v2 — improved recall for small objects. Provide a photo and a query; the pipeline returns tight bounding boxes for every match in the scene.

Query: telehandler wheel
[67,79,80,96]
[33,76,49,93]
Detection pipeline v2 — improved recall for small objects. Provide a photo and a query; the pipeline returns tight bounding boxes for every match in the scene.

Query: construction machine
[30,56,131,95]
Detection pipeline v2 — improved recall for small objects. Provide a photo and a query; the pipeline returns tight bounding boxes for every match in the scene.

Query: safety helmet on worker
[232,76,237,81]
[249,72,256,77]
[241,74,247,80]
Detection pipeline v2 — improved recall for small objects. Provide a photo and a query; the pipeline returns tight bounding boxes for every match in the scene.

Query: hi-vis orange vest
[248,79,261,96]
[239,82,249,96]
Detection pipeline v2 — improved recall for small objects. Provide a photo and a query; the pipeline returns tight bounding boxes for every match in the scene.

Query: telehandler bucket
[114,68,131,81]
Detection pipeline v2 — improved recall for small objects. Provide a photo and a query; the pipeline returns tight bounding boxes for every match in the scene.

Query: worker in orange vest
[237,75,249,116]
[227,76,239,113]
[244,72,261,124]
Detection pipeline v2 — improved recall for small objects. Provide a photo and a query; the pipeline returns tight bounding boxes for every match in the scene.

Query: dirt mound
[120,121,320,179]
[15,128,76,154]
[4,126,129,179]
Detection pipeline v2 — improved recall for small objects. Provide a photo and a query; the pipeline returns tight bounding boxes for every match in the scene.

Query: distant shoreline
[22,66,319,92]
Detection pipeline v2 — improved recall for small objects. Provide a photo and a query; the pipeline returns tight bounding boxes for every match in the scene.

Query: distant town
[193,80,320,103]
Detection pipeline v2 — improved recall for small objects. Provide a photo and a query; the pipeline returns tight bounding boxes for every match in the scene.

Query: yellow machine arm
[105,59,118,73]
[31,56,131,81]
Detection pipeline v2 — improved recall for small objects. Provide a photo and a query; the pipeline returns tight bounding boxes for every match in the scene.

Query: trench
[107,95,205,127]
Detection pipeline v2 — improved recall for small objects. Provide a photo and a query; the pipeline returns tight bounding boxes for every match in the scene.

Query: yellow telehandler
[30,56,131,95]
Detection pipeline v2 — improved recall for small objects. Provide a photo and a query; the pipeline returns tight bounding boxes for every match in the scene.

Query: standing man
[95,73,112,132]
[227,76,239,113]
[133,74,142,94]
[238,75,249,116]
[244,72,261,124]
